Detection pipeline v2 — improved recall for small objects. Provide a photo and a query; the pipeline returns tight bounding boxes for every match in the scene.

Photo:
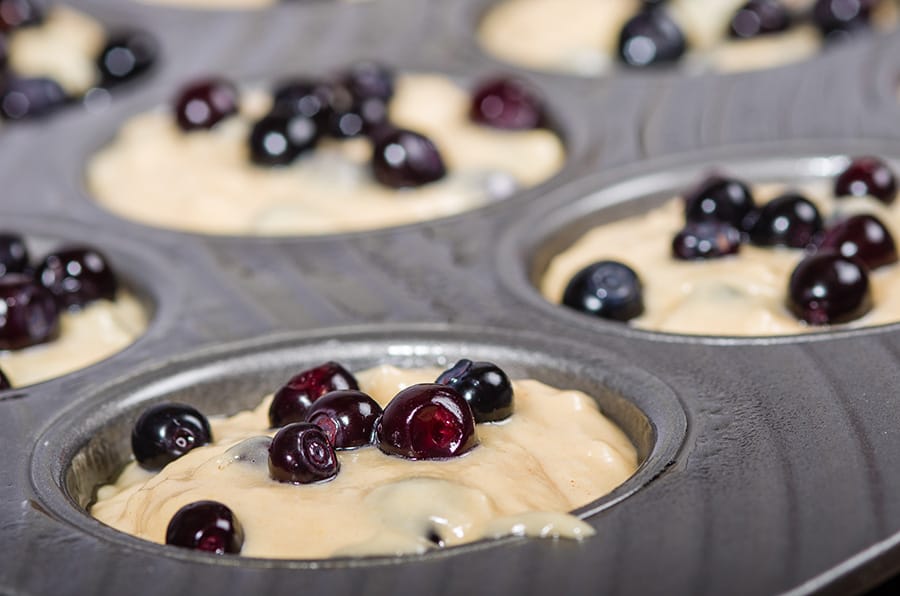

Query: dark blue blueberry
[746,193,823,248]
[729,0,791,38]
[0,77,68,120]
[436,359,513,423]
[813,0,872,38]
[672,221,742,260]
[469,77,545,130]
[684,175,755,227]
[562,261,644,322]
[818,214,897,270]
[617,8,686,67]
[371,128,446,188]
[304,389,382,449]
[268,422,339,484]
[174,78,238,131]
[0,0,42,32]
[36,247,118,309]
[132,403,212,470]
[272,79,331,126]
[268,362,359,428]
[97,31,158,87]
[787,251,871,325]
[341,61,394,103]
[0,233,29,276]
[166,501,243,554]
[834,156,897,204]
[0,274,59,350]
[248,112,319,166]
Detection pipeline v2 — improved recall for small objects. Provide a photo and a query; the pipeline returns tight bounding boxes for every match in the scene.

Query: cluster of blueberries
[0,0,156,121]
[563,156,899,327]
[130,359,516,555]
[170,62,548,189]
[619,0,886,67]
[0,236,120,388]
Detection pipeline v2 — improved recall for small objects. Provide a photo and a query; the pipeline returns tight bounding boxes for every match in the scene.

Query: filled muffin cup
[498,141,900,344]
[30,325,686,564]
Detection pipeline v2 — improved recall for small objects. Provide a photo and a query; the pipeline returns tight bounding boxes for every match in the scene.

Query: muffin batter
[479,0,897,75]
[87,74,564,235]
[542,181,900,336]
[91,365,638,558]
[0,292,146,386]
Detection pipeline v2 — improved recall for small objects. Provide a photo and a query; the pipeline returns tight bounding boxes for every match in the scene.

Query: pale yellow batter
[91,365,638,559]
[479,0,896,75]
[542,181,900,336]
[0,292,147,387]
[87,74,564,236]
[8,6,106,96]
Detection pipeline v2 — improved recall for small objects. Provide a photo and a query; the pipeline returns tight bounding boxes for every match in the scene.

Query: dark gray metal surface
[2,0,900,594]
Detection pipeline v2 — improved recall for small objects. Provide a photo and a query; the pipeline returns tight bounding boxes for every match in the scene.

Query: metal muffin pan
[1,0,900,593]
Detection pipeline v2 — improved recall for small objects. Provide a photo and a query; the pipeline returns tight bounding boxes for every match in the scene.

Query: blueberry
[272,79,331,126]
[341,61,394,103]
[248,112,319,166]
[97,31,158,87]
[787,251,871,325]
[323,81,386,138]
[746,193,823,248]
[436,359,514,423]
[304,389,382,449]
[834,156,897,205]
[36,247,118,309]
[0,233,28,276]
[813,0,872,37]
[684,175,755,227]
[165,501,243,555]
[0,366,9,390]
[818,214,897,270]
[469,77,546,130]
[174,78,239,132]
[0,77,68,121]
[371,128,446,188]
[268,362,359,428]
[672,221,742,260]
[131,403,212,470]
[0,274,59,350]
[0,0,41,32]
[617,8,686,67]
[376,383,479,460]
[729,0,791,38]
[562,261,644,322]
[268,422,339,484]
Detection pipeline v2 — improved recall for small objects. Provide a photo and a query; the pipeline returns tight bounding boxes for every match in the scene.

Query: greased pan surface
[2,0,900,594]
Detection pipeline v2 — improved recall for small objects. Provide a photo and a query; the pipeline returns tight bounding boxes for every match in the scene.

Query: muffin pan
[4,0,900,594]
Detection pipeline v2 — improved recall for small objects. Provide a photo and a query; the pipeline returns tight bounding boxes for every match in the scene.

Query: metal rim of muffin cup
[496,138,900,346]
[60,58,585,244]
[28,324,687,567]
[0,212,183,398]
[458,0,900,82]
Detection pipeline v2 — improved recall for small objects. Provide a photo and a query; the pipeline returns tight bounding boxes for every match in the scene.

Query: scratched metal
[1,0,900,594]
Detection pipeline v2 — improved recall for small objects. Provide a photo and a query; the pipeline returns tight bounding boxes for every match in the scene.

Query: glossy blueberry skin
[165,501,243,555]
[818,214,897,270]
[272,79,331,126]
[174,78,239,131]
[787,251,871,325]
[729,0,791,38]
[305,390,382,449]
[746,193,823,248]
[97,31,158,87]
[248,112,319,166]
[131,403,212,470]
[36,247,118,309]
[684,175,756,227]
[562,261,644,322]
[0,366,9,390]
[834,156,897,204]
[617,8,686,67]
[436,359,514,423]
[469,77,545,130]
[672,222,742,260]
[0,77,68,120]
[0,233,29,276]
[268,362,359,428]
[0,0,42,32]
[377,384,479,460]
[320,81,387,139]
[0,274,60,350]
[813,0,872,37]
[371,128,446,188]
[268,422,339,484]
